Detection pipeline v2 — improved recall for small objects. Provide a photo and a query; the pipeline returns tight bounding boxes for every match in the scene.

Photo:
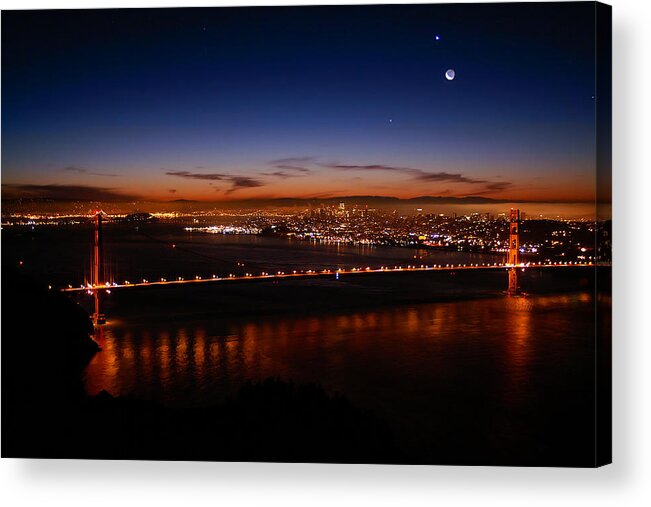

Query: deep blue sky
[1,3,604,202]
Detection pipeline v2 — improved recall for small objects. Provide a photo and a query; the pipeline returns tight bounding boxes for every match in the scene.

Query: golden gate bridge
[62,208,595,326]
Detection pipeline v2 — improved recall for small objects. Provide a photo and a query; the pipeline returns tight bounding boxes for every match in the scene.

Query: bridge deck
[61,262,596,293]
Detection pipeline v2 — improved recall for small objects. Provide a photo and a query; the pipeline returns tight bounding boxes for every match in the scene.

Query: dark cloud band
[165,171,264,194]
[321,163,510,193]
[2,183,139,201]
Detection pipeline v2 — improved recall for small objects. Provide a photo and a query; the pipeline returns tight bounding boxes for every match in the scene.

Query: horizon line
[0,194,604,205]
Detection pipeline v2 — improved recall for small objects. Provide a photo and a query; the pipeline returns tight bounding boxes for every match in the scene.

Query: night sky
[1,3,605,203]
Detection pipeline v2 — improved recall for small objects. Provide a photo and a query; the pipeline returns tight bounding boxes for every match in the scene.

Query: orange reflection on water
[158,331,172,390]
[82,293,597,415]
[85,327,120,396]
[501,297,534,407]
[194,328,207,379]
[175,328,189,371]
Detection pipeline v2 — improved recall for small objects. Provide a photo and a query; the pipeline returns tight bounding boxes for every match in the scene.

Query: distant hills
[195,195,514,207]
[2,195,511,206]
[2,195,595,215]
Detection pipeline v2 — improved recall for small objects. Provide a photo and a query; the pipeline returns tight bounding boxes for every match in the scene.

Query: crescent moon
[445,69,456,81]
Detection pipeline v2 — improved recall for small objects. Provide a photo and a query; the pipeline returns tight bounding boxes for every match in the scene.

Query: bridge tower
[92,211,106,325]
[507,208,521,295]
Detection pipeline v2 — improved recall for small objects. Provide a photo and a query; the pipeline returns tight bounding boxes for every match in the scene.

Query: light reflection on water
[87,293,593,402]
[83,291,600,460]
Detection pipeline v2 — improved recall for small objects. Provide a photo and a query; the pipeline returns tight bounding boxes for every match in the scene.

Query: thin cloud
[484,182,513,191]
[226,176,264,194]
[414,171,487,184]
[268,157,313,174]
[2,183,139,201]
[302,190,347,199]
[269,156,315,165]
[321,162,513,188]
[62,165,86,174]
[467,181,514,196]
[165,171,227,181]
[61,165,118,177]
[324,164,412,173]
[274,165,311,173]
[165,170,264,194]
[260,170,307,179]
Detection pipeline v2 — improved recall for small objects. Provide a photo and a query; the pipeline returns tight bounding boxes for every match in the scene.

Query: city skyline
[2,4,608,204]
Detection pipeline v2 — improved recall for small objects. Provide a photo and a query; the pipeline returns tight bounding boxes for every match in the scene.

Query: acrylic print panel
[1,2,611,467]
